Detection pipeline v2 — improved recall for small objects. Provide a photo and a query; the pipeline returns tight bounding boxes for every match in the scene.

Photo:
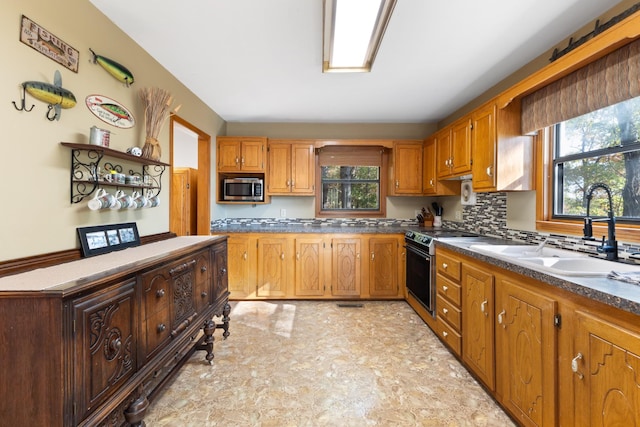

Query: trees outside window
[320,166,380,212]
[553,96,640,222]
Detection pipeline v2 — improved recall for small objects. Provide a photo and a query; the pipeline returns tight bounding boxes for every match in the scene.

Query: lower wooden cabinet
[434,245,640,427]
[225,233,405,300]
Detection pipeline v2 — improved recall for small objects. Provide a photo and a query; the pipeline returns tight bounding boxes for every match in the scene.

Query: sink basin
[469,244,586,259]
[516,256,640,277]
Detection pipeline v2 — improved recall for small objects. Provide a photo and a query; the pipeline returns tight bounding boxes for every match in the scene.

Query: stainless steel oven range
[404,230,477,318]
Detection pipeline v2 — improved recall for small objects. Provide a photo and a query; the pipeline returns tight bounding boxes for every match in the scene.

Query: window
[553,97,640,222]
[316,146,387,217]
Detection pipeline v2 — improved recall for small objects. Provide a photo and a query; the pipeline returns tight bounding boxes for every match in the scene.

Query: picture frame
[19,15,79,73]
[77,222,140,257]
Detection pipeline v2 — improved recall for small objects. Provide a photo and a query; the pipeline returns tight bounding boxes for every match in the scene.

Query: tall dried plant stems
[138,87,174,161]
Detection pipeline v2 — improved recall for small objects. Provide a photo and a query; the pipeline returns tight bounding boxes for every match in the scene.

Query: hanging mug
[88,189,115,210]
[116,190,132,209]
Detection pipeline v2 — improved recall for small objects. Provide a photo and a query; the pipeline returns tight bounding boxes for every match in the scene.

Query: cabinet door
[462,262,495,390]
[295,238,325,296]
[194,250,212,313]
[573,311,640,427]
[212,242,229,304]
[392,141,423,194]
[170,168,197,236]
[472,104,497,191]
[139,265,172,362]
[423,137,437,195]
[227,236,251,298]
[267,143,292,194]
[257,238,288,297]
[291,143,315,194]
[217,139,241,171]
[331,238,361,297]
[436,128,452,178]
[369,237,398,297]
[451,118,472,175]
[240,139,266,171]
[496,277,557,427]
[72,280,137,423]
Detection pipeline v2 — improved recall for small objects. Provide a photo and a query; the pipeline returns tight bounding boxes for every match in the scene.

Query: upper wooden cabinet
[437,118,472,179]
[471,100,534,192]
[423,137,460,196]
[389,140,423,195]
[217,136,266,172]
[267,140,315,195]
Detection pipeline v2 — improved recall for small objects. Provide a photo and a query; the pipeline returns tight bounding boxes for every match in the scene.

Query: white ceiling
[89,0,621,124]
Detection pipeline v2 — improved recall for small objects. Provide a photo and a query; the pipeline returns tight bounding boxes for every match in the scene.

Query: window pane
[554,96,640,221]
[320,166,380,211]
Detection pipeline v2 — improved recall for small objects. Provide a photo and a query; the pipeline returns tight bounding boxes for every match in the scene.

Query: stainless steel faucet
[582,183,618,261]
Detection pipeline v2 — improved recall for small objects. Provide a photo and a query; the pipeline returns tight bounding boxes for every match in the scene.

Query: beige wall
[1,0,225,261]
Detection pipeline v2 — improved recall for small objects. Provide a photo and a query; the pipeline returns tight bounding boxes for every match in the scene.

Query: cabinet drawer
[436,294,461,331]
[436,274,461,306]
[436,252,461,281]
[436,315,462,356]
[143,308,172,359]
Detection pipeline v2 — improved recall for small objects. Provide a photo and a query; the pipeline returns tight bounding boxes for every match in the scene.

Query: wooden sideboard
[0,236,230,426]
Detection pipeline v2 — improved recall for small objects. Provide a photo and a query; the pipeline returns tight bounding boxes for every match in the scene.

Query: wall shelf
[61,142,170,204]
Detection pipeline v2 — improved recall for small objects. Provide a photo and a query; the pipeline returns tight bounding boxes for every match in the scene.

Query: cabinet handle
[497,309,506,327]
[235,157,239,165]
[442,331,448,338]
[296,252,300,261]
[571,353,584,379]
[157,324,166,333]
[220,267,227,276]
[241,157,245,165]
[356,253,361,260]
[395,180,399,188]
[486,165,493,177]
[201,266,207,273]
[442,307,448,315]
[442,285,448,292]
[281,252,285,260]
[480,300,488,316]
[429,179,434,186]
[243,251,248,260]
[286,180,290,187]
[371,252,375,261]
[110,338,122,352]
[201,291,208,298]
[450,157,454,167]
[156,289,165,298]
[442,262,448,270]
[291,180,295,187]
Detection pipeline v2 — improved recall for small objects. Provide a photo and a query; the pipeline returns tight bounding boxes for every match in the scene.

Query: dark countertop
[435,237,640,317]
[211,223,424,234]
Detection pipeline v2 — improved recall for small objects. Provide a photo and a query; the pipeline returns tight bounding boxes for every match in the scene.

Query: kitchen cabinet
[572,310,640,426]
[216,136,267,172]
[495,276,557,427]
[389,140,423,195]
[435,249,463,356]
[331,238,362,297]
[471,99,534,192]
[170,167,197,236]
[0,236,229,426]
[462,261,495,391]
[295,237,326,296]
[267,140,316,195]
[368,237,398,297]
[257,237,291,297]
[227,235,255,299]
[423,137,459,196]
[436,118,472,179]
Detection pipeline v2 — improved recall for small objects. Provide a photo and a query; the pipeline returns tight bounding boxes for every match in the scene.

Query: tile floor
[144,300,515,426]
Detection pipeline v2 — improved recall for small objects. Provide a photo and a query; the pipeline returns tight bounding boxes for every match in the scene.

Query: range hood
[441,174,472,181]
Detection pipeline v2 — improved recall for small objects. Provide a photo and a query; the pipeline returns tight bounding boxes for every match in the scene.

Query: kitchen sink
[468,244,586,259]
[469,244,640,277]
[515,256,640,277]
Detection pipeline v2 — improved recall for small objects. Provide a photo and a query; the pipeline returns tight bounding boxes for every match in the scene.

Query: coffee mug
[147,194,160,208]
[88,189,115,210]
[115,190,133,209]
[131,191,148,209]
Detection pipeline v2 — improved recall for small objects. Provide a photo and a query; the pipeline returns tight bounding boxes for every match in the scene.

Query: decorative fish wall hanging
[89,48,134,86]
[85,94,135,129]
[13,70,76,121]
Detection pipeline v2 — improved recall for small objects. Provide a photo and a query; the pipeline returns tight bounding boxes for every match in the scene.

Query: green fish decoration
[89,48,134,86]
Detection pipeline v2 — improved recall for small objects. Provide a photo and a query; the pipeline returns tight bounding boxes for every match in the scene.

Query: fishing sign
[85,94,136,129]
[19,15,79,73]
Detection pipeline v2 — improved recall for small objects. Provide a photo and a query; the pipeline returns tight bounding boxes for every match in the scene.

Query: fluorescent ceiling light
[323,0,396,73]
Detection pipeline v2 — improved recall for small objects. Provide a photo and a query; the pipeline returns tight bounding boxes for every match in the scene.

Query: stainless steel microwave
[223,177,264,202]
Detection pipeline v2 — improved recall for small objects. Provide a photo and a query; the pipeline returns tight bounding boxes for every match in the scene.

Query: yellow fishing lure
[90,48,134,86]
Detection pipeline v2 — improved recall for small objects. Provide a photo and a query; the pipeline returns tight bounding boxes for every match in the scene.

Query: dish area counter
[0,236,230,426]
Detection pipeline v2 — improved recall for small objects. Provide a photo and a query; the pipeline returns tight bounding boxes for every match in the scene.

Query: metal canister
[89,126,110,146]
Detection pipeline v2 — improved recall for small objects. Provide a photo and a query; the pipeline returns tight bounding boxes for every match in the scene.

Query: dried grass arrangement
[138,87,175,161]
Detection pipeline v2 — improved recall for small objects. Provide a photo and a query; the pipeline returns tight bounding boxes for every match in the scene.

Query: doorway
[170,116,211,236]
